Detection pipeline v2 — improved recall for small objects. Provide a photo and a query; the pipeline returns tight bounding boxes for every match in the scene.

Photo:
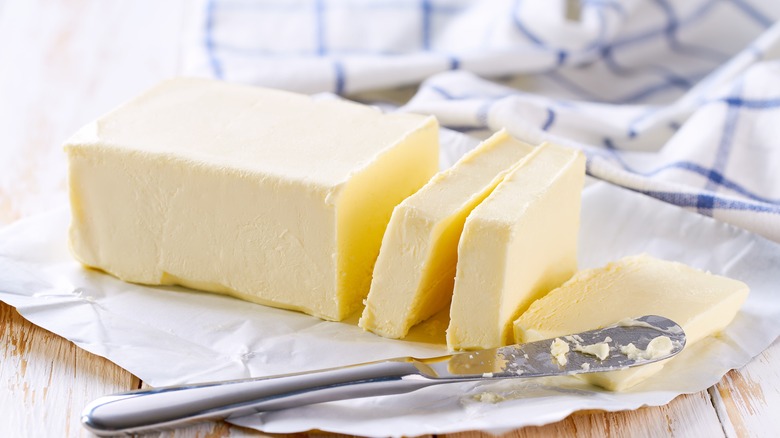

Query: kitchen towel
[184,0,780,241]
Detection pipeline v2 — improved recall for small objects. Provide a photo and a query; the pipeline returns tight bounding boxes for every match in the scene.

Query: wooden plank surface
[1,301,139,437]
[0,0,777,436]
[711,338,780,437]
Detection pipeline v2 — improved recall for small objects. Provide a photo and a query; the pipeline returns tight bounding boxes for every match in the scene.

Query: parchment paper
[1,141,779,436]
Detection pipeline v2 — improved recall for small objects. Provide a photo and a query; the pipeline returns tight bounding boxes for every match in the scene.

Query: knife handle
[82,359,436,436]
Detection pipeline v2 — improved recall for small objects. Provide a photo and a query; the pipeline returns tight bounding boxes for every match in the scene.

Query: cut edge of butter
[336,115,440,319]
[446,142,585,350]
[359,129,535,338]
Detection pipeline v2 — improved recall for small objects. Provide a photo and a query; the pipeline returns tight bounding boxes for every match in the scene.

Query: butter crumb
[617,317,658,330]
[620,336,674,361]
[573,342,610,361]
[550,338,570,366]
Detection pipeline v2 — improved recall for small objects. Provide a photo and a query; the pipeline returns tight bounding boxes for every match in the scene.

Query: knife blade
[437,314,685,378]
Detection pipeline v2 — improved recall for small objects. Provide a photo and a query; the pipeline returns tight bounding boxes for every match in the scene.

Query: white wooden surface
[0,1,777,436]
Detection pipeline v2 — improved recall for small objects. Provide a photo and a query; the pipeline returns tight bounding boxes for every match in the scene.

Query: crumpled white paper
[2,174,780,435]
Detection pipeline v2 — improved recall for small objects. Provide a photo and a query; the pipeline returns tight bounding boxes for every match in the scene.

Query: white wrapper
[1,146,779,436]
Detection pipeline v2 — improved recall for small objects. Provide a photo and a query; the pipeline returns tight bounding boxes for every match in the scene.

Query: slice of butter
[359,130,533,339]
[65,78,439,321]
[446,142,585,350]
[513,254,750,390]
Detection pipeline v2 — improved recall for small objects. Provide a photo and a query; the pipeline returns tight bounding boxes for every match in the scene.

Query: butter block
[513,254,750,390]
[66,78,439,321]
[359,130,533,338]
[446,143,585,350]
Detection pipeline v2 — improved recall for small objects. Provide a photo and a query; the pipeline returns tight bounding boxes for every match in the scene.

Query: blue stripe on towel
[722,97,780,109]
[608,0,719,50]
[315,0,327,55]
[541,108,556,131]
[425,84,527,101]
[476,100,495,126]
[546,71,699,104]
[421,0,433,50]
[728,0,773,27]
[602,138,780,205]
[639,190,780,214]
[706,82,744,198]
[654,0,729,62]
[204,0,223,79]
[333,60,345,94]
[511,0,545,46]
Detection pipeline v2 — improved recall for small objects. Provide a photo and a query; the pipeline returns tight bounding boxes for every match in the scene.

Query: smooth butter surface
[359,129,533,339]
[513,254,750,390]
[447,142,585,350]
[66,78,439,321]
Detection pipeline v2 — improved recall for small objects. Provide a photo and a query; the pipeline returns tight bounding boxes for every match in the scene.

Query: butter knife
[82,315,685,436]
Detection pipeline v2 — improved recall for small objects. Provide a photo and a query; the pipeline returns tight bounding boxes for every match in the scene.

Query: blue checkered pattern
[186,0,780,241]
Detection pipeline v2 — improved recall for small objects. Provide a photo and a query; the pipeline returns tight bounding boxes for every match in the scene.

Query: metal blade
[421,315,685,379]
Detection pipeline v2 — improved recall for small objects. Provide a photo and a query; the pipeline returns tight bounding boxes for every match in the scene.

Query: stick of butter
[447,142,586,350]
[359,129,533,339]
[65,78,439,321]
[513,254,750,390]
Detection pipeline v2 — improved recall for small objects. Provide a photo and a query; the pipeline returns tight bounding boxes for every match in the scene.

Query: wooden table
[1,1,777,436]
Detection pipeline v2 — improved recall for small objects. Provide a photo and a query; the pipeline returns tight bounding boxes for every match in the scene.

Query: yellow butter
[65,78,438,321]
[359,130,533,339]
[447,142,585,350]
[513,254,750,390]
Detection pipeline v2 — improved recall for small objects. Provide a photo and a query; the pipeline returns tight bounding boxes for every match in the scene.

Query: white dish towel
[184,0,780,241]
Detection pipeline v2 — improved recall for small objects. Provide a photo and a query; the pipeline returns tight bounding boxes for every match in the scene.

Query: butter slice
[513,254,749,390]
[359,130,533,338]
[66,78,438,321]
[447,143,585,350]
